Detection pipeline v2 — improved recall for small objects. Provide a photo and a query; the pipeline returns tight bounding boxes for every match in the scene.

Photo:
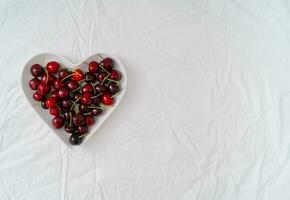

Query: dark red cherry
[92,97,101,105]
[73,93,82,101]
[41,101,48,109]
[58,87,69,99]
[110,70,122,81]
[30,64,44,77]
[46,97,57,109]
[91,108,102,116]
[46,61,59,73]
[100,57,113,71]
[82,83,94,93]
[72,114,85,126]
[53,79,65,89]
[69,134,82,145]
[65,123,74,133]
[33,91,44,101]
[89,61,99,73]
[58,69,70,80]
[101,92,114,106]
[41,73,56,84]
[85,115,95,126]
[85,72,96,82]
[67,80,79,90]
[81,92,92,105]
[98,72,108,83]
[29,78,40,90]
[79,104,89,112]
[37,83,51,96]
[62,100,72,109]
[52,116,65,129]
[107,82,119,94]
[78,125,88,135]
[63,111,73,121]
[95,84,106,93]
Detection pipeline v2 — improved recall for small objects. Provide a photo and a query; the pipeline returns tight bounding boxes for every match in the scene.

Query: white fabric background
[0,0,290,199]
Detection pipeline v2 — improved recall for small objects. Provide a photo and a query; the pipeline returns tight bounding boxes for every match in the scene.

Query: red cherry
[88,61,99,73]
[110,70,122,81]
[78,126,88,135]
[33,91,44,101]
[29,78,40,90]
[49,108,60,116]
[101,92,114,106]
[82,83,94,93]
[72,69,85,81]
[58,87,70,99]
[100,57,113,71]
[67,80,79,90]
[46,97,57,109]
[52,116,64,129]
[51,90,60,101]
[85,115,95,126]
[41,73,56,84]
[46,61,59,73]
[81,92,92,105]
[37,83,51,95]
[53,79,65,89]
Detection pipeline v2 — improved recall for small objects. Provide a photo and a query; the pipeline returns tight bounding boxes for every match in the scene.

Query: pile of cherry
[28,57,122,145]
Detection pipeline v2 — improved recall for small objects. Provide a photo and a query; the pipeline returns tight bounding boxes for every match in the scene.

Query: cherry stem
[69,112,72,127]
[99,65,110,75]
[83,112,91,116]
[78,78,90,83]
[87,106,104,110]
[62,73,74,82]
[91,93,103,98]
[101,74,110,85]
[79,133,89,138]
[106,78,119,83]
[91,82,96,94]
[70,97,81,111]
[45,69,49,85]
[71,87,80,92]
[97,54,104,60]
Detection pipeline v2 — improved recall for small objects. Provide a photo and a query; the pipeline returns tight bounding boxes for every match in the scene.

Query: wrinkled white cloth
[0,0,289,199]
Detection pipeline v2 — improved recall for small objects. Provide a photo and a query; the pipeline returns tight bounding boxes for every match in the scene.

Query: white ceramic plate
[21,53,127,149]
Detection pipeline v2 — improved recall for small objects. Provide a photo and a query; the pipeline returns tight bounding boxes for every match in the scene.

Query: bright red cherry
[41,73,56,84]
[52,116,64,129]
[110,70,122,81]
[100,57,113,71]
[29,78,40,90]
[101,92,114,106]
[53,79,65,89]
[46,61,59,73]
[85,115,95,126]
[72,69,85,81]
[58,87,69,99]
[49,108,60,116]
[88,61,99,73]
[46,97,57,109]
[37,83,51,95]
[81,92,92,105]
[33,91,44,101]
[30,64,44,77]
[82,83,94,93]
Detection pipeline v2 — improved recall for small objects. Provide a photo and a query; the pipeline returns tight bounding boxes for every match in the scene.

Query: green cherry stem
[70,97,81,111]
[91,93,103,99]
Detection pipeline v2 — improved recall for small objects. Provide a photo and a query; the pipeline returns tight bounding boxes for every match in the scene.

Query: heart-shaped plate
[21,53,127,149]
